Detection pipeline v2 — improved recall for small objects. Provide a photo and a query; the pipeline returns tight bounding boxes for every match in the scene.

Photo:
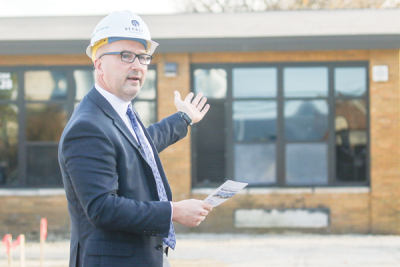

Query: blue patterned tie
[126,105,176,249]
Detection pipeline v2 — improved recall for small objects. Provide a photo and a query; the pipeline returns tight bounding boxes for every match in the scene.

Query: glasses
[98,51,153,65]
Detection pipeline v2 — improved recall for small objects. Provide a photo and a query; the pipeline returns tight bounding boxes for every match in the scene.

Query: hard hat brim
[86,39,159,60]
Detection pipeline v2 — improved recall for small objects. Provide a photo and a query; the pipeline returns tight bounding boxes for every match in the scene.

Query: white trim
[0,189,65,196]
[192,187,370,195]
[313,187,370,194]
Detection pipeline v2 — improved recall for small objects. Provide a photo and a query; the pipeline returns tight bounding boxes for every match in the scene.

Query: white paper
[204,180,248,207]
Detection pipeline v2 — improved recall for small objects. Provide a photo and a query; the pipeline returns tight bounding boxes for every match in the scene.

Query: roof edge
[0,35,399,55]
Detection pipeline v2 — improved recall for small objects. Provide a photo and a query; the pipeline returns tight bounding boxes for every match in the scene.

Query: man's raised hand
[174,91,210,124]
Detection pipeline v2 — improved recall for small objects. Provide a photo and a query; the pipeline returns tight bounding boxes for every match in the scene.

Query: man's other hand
[174,91,210,124]
[172,199,213,227]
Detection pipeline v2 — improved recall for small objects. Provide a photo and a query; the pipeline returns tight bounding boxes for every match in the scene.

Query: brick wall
[167,49,400,234]
[0,195,69,240]
[154,53,192,201]
[369,50,400,234]
[190,191,371,234]
[0,49,399,236]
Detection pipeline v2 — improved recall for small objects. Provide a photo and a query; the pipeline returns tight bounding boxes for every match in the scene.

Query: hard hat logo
[131,20,140,27]
[86,10,159,59]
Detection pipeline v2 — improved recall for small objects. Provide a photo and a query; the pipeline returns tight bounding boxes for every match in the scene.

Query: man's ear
[94,59,103,74]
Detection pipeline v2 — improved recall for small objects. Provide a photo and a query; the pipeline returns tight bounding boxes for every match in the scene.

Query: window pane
[27,145,63,187]
[137,69,156,100]
[286,143,328,185]
[25,71,67,101]
[285,100,328,141]
[0,72,18,100]
[284,67,328,97]
[234,143,276,184]
[132,101,156,127]
[233,68,277,98]
[194,100,225,185]
[335,99,367,182]
[194,69,227,99]
[26,103,67,141]
[233,101,277,142]
[74,70,94,101]
[335,67,366,97]
[0,104,18,186]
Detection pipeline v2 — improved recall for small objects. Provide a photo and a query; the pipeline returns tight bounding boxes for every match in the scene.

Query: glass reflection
[132,101,156,127]
[335,67,366,97]
[0,104,18,186]
[235,143,276,184]
[284,67,328,97]
[335,99,367,181]
[27,145,63,187]
[286,143,328,185]
[233,101,277,142]
[285,100,328,141]
[194,69,227,99]
[233,68,277,98]
[26,104,67,141]
[25,71,67,101]
[74,70,94,101]
[137,69,156,100]
[0,72,18,100]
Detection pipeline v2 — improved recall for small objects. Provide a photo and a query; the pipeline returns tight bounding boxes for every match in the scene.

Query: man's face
[95,40,147,101]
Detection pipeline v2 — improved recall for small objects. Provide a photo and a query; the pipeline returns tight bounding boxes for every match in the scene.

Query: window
[132,66,157,127]
[233,68,277,185]
[193,68,227,185]
[0,65,157,188]
[192,62,369,187]
[0,72,18,186]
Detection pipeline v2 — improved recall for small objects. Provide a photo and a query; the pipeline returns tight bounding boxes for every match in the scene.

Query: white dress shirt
[94,83,173,222]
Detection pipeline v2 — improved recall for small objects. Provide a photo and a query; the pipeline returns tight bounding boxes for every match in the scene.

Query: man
[58,10,212,267]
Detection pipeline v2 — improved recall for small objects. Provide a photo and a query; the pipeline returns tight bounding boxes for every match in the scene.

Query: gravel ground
[1,234,400,267]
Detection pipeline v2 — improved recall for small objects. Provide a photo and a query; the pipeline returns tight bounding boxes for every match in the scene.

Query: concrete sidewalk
[1,234,400,267]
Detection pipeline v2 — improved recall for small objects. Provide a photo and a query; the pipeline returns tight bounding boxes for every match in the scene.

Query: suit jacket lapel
[87,87,172,199]
[87,87,148,160]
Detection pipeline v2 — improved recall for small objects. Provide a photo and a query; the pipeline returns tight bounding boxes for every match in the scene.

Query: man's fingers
[202,201,213,211]
[191,92,203,107]
[174,91,181,103]
[200,209,209,216]
[196,97,208,111]
[184,92,194,103]
[200,104,210,116]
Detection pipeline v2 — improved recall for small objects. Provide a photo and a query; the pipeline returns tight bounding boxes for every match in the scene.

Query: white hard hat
[86,10,159,60]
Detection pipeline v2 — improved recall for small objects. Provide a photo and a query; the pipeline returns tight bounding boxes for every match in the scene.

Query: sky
[0,0,179,17]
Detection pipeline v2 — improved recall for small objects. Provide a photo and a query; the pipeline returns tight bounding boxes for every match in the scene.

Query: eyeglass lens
[121,52,152,65]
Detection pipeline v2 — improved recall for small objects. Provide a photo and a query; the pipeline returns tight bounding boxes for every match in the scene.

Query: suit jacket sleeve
[61,120,171,237]
[146,113,188,153]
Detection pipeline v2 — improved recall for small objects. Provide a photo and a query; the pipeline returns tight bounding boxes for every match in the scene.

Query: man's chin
[123,86,140,100]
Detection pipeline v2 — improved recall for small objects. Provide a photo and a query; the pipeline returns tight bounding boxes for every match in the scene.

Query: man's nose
[131,56,142,70]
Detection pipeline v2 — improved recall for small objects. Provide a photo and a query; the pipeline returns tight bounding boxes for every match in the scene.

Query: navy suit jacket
[58,87,188,267]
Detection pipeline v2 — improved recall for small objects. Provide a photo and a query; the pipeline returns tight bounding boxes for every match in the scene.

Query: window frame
[131,64,158,127]
[191,61,370,188]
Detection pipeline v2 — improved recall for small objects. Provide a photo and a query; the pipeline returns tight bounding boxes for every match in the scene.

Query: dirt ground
[1,234,400,267]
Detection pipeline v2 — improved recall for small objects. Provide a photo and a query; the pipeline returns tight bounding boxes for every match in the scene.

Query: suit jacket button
[157,244,162,250]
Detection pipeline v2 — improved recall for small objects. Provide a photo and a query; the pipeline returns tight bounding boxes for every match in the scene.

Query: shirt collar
[94,83,131,117]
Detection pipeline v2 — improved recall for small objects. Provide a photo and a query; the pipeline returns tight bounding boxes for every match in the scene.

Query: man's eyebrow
[121,50,147,54]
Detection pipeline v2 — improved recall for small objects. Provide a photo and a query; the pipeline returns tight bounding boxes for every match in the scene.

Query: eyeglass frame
[97,51,153,65]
